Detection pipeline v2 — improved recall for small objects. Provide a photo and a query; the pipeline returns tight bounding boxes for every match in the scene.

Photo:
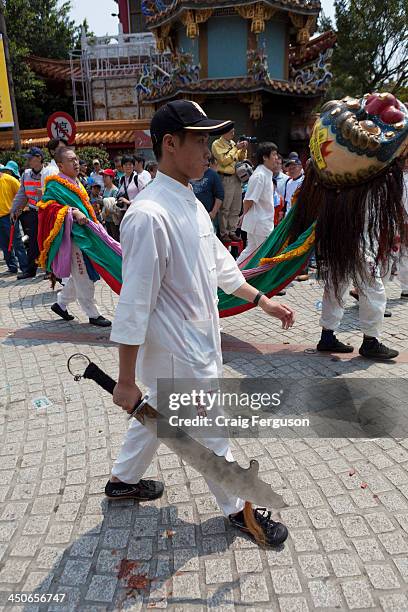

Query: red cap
[102,168,115,177]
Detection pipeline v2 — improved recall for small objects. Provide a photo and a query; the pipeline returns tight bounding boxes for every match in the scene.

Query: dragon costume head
[289,92,408,299]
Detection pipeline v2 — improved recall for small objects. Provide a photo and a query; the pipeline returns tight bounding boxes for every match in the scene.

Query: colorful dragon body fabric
[38,93,408,317]
[37,176,122,294]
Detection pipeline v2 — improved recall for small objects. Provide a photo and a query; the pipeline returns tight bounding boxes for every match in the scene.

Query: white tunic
[241,164,275,237]
[285,173,304,215]
[110,171,245,407]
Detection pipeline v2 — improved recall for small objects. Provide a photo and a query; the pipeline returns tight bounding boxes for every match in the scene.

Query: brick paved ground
[1,263,408,611]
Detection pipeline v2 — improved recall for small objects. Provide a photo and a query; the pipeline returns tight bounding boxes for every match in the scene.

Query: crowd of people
[0,121,407,352]
[0,96,407,549]
[0,143,159,279]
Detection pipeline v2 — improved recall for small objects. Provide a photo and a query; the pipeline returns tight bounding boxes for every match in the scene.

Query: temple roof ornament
[180,8,213,38]
[135,32,335,104]
[145,0,321,29]
[235,3,277,34]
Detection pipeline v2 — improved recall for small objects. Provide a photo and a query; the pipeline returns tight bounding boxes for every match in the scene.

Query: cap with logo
[23,147,44,160]
[150,99,233,144]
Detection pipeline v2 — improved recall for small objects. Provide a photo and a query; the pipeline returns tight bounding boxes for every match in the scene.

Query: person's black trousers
[19,209,39,275]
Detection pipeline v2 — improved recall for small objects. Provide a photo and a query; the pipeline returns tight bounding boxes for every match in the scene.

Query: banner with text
[0,34,14,128]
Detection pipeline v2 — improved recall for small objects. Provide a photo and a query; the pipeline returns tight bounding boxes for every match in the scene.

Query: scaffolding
[70,25,171,122]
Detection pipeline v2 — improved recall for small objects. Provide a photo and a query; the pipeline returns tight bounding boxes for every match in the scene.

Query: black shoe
[4,269,17,275]
[277,290,286,296]
[17,271,36,280]
[384,310,392,318]
[89,315,111,327]
[317,337,354,353]
[359,339,399,360]
[401,293,408,300]
[229,507,288,547]
[349,289,359,301]
[105,479,164,501]
[51,303,74,321]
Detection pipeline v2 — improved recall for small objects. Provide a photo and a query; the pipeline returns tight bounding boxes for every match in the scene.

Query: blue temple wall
[177,25,200,63]
[259,20,287,80]
[207,16,248,78]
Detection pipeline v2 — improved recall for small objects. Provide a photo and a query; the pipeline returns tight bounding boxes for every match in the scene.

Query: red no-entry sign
[47,111,76,145]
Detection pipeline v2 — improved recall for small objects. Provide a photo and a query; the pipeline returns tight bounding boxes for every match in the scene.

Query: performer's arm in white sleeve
[213,234,295,329]
[213,234,246,295]
[110,209,169,345]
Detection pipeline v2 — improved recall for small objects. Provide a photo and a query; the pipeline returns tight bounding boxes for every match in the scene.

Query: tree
[327,0,408,100]
[3,0,84,128]
[317,10,333,34]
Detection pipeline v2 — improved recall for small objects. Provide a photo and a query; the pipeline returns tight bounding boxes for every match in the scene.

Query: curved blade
[152,419,287,509]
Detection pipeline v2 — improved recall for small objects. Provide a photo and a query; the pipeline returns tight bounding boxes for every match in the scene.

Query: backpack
[118,172,139,200]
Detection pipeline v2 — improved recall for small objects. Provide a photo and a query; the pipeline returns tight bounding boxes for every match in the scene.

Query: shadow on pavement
[21,500,277,611]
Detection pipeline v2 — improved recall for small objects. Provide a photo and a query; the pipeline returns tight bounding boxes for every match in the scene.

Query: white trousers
[236,233,266,266]
[399,249,408,292]
[320,256,386,339]
[111,416,244,517]
[57,245,100,318]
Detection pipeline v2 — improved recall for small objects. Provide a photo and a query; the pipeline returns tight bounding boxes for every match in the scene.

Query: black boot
[229,507,288,547]
[317,330,354,353]
[51,303,74,321]
[359,337,398,360]
[105,479,164,501]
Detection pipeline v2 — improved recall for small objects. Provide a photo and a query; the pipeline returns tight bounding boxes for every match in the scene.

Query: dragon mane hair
[288,158,407,302]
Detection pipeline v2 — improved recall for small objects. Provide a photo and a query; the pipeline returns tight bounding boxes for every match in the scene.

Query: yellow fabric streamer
[38,205,69,269]
[259,229,315,265]
[43,175,98,223]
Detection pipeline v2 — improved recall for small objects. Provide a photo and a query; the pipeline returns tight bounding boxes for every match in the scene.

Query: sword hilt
[68,354,147,420]
[83,361,116,395]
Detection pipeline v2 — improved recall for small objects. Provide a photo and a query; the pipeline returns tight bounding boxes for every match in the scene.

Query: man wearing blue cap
[11,147,46,279]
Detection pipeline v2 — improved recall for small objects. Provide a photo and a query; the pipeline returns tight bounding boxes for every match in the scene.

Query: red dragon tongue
[365,93,398,116]
[380,105,405,125]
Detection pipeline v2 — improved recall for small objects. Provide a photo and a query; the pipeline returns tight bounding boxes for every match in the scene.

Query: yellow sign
[0,34,14,128]
[310,122,330,170]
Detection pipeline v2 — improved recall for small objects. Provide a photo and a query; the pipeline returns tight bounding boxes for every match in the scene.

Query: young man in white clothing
[283,157,304,216]
[107,100,295,547]
[236,142,278,265]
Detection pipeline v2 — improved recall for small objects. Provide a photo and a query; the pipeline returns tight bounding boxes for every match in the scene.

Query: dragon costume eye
[310,92,408,186]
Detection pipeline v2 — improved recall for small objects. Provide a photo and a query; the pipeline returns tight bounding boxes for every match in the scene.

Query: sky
[67,0,336,36]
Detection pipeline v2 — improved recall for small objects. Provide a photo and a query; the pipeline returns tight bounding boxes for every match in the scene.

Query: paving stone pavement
[1,264,408,611]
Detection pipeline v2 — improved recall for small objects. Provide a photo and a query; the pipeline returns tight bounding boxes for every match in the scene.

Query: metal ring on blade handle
[67,353,91,381]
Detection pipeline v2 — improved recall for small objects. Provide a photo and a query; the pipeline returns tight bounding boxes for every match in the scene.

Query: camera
[238,135,258,144]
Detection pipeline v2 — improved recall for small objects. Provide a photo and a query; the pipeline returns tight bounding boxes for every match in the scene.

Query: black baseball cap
[150,100,233,144]
[284,157,302,167]
[23,146,44,160]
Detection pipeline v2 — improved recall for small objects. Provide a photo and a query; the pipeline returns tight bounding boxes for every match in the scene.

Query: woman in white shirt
[116,154,145,209]
[236,142,278,265]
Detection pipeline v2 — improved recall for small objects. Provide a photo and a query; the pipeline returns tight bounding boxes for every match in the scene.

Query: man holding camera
[212,127,248,242]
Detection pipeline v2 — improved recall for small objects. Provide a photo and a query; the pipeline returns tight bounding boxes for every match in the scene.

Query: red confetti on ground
[360,482,368,489]
[127,574,151,591]
[349,469,356,476]
[117,559,139,580]
[111,549,117,555]
[166,529,176,538]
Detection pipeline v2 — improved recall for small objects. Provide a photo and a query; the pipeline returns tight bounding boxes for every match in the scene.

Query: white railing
[81,24,157,61]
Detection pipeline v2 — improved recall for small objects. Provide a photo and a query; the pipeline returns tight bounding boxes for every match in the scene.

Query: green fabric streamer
[42,179,122,282]
[218,206,315,315]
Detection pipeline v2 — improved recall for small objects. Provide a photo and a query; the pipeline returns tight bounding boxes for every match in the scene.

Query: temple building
[1,1,335,157]
[115,0,336,153]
